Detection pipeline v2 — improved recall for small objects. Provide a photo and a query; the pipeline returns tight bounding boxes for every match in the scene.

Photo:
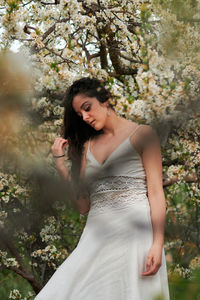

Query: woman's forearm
[149,191,166,248]
[54,158,70,181]
[56,164,70,181]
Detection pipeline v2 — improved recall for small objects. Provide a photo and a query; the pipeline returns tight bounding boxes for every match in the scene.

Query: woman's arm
[52,138,90,215]
[140,125,166,276]
[54,157,71,181]
[141,125,166,247]
[52,137,70,179]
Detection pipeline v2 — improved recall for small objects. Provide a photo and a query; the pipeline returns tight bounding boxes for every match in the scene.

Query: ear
[105,100,110,108]
[100,100,109,108]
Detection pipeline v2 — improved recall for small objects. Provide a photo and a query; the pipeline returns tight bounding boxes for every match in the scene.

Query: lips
[90,120,95,125]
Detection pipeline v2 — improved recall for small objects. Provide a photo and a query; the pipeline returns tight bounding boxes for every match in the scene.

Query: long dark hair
[62,77,115,182]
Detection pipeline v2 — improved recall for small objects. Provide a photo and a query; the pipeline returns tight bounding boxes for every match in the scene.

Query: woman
[35,77,170,299]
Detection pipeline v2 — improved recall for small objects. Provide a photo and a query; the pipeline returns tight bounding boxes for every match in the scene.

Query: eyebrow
[80,101,89,109]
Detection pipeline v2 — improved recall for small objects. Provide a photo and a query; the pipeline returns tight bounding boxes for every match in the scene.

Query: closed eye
[85,106,91,112]
[77,104,91,117]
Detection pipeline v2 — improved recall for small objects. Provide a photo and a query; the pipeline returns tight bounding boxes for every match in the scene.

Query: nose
[82,111,90,122]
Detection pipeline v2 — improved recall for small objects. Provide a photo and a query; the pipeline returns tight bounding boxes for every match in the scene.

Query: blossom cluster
[40,216,61,244]
[31,245,68,270]
[15,229,36,245]
[0,170,31,227]
[9,289,34,300]
[169,264,191,279]
[0,250,19,268]
[189,256,200,271]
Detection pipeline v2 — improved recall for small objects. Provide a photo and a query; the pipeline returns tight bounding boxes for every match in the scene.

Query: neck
[102,110,126,137]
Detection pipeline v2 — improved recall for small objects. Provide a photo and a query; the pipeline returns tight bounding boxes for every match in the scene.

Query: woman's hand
[141,243,163,276]
[51,137,68,157]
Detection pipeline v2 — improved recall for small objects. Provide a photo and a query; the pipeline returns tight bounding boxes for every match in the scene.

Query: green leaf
[184,77,191,90]
[50,63,60,73]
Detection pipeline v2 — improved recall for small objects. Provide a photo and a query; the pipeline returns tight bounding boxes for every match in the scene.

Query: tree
[0,0,199,298]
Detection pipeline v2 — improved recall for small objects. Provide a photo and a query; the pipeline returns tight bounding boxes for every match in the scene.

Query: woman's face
[72,94,108,130]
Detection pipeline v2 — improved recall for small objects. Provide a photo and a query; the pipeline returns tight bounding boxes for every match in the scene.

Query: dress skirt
[34,198,170,300]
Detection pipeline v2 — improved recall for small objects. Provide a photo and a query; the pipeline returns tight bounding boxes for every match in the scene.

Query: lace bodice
[84,125,149,216]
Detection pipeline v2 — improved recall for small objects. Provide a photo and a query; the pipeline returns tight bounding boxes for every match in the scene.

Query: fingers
[141,254,161,276]
[53,137,68,145]
[141,264,160,276]
[146,255,152,270]
[51,138,68,156]
[52,138,68,151]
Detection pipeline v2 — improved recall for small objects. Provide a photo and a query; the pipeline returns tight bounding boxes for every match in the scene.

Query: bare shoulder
[138,124,160,147]
[121,119,141,133]
[138,124,155,133]
[129,124,159,155]
[128,123,150,140]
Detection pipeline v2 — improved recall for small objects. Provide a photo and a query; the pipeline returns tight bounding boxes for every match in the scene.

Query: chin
[92,122,101,131]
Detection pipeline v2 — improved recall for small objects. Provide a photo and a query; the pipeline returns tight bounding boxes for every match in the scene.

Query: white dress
[35,124,170,300]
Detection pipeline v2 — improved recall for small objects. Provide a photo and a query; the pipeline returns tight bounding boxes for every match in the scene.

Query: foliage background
[0,0,199,299]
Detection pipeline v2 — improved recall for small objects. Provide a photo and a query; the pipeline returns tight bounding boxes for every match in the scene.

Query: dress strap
[88,138,91,151]
[128,124,142,139]
[87,138,92,155]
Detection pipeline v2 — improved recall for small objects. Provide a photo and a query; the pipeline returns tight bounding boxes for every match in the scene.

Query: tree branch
[1,232,42,293]
[7,265,43,293]
[106,27,138,75]
[119,53,141,64]
[96,28,108,69]
[29,18,70,53]
[163,173,198,187]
